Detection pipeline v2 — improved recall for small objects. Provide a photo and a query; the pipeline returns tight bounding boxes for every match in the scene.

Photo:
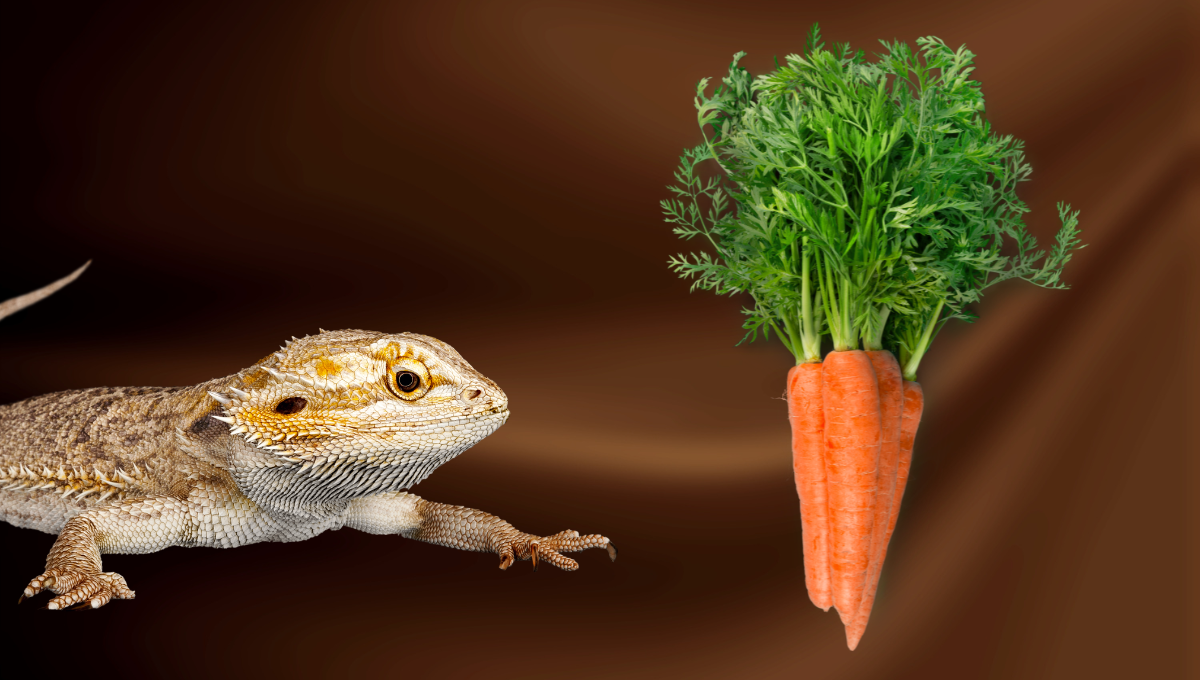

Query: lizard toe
[24,568,72,599]
[500,531,612,572]
[103,572,135,600]
[538,546,580,571]
[30,570,133,610]
[498,546,516,570]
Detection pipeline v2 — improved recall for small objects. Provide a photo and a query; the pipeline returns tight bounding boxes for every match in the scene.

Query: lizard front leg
[345,492,617,571]
[22,495,192,609]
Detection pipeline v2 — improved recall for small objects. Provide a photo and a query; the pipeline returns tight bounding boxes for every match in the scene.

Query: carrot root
[821,350,882,628]
[887,380,923,549]
[847,378,923,649]
[788,357,923,651]
[845,350,903,650]
[787,363,831,611]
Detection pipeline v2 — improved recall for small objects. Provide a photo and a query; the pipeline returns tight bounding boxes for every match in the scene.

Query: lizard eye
[395,371,421,393]
[386,357,431,400]
[275,397,307,414]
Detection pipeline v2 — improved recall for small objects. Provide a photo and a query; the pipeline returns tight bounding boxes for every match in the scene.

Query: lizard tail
[0,261,91,323]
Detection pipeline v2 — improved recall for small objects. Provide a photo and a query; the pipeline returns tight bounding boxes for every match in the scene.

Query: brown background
[1,1,1196,678]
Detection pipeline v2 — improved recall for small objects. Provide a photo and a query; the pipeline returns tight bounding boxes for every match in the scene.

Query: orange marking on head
[374,344,402,362]
[315,357,342,378]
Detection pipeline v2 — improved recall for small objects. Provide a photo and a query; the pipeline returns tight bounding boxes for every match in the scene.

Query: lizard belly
[0,488,84,534]
[180,476,350,549]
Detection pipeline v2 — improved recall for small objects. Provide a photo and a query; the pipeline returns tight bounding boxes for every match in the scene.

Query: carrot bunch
[664,25,1083,649]
[787,348,916,648]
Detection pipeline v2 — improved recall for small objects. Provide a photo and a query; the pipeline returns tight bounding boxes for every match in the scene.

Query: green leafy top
[663,24,1083,379]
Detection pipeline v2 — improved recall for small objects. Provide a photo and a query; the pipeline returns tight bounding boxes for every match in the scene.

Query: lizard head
[206,330,509,484]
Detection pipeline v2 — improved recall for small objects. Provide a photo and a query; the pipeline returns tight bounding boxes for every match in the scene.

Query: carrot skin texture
[846,350,904,650]
[821,350,882,629]
[787,363,831,611]
[887,381,923,551]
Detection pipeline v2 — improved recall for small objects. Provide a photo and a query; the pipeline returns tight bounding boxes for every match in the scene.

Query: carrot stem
[862,306,890,352]
[841,276,853,351]
[799,239,820,363]
[902,299,943,381]
[779,314,804,363]
[767,319,797,360]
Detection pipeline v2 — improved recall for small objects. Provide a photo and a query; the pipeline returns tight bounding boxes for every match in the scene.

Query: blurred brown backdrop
[1,1,1196,678]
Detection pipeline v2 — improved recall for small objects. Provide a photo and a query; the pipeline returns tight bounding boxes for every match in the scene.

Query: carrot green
[663,24,1084,378]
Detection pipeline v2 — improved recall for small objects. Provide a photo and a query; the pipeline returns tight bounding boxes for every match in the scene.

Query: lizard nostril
[460,388,483,404]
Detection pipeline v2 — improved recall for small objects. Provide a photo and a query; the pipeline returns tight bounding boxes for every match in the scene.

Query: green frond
[664,24,1084,371]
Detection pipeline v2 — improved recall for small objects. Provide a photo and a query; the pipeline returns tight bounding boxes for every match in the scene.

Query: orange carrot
[845,350,903,649]
[846,379,923,646]
[667,30,1085,652]
[787,362,831,611]
[821,350,882,626]
[887,380,923,552]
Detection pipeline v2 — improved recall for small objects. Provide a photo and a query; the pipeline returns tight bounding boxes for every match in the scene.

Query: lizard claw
[23,568,134,610]
[495,529,614,572]
[498,550,515,571]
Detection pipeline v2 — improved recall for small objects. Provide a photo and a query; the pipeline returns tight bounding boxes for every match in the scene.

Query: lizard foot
[497,530,616,572]
[22,569,135,610]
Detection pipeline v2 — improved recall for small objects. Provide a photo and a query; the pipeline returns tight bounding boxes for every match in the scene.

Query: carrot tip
[845,624,866,651]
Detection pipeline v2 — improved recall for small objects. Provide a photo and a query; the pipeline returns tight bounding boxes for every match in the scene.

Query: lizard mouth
[402,405,509,432]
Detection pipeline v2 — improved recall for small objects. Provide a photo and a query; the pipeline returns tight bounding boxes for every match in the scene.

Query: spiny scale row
[0,463,145,502]
[208,384,291,453]
[207,363,355,453]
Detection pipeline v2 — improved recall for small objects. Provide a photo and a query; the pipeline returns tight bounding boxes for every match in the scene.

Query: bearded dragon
[0,265,615,610]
